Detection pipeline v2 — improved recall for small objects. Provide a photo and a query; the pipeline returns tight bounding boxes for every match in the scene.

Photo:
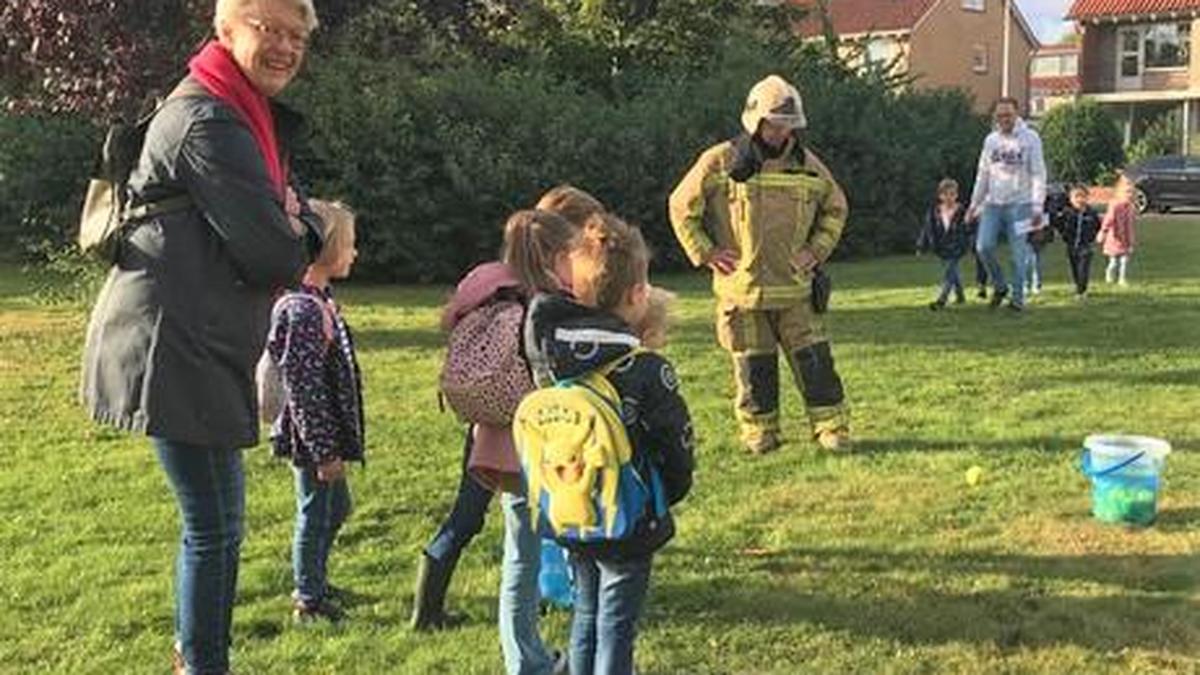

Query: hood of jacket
[524,292,641,385]
[441,261,525,331]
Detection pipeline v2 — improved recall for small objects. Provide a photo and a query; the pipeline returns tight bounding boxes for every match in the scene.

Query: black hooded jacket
[523,293,695,560]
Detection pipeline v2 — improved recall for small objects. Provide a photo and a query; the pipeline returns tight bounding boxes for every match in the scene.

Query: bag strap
[121,79,211,224]
[273,292,335,344]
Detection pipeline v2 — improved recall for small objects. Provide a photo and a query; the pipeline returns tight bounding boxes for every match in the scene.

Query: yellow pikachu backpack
[513,359,666,542]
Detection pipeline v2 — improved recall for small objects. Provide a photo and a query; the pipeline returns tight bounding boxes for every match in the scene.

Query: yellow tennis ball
[965,465,984,486]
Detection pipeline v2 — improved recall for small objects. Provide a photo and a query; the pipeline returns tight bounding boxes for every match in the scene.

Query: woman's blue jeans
[293,466,352,604]
[568,553,653,675]
[153,438,244,675]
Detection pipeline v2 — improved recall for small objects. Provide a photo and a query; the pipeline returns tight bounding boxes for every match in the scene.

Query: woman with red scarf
[80,1,323,672]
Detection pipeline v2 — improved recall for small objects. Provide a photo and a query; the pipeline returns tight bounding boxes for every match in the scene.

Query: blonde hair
[309,199,355,268]
[573,214,650,312]
[214,0,319,33]
[937,178,959,196]
[501,210,578,294]
[535,185,605,227]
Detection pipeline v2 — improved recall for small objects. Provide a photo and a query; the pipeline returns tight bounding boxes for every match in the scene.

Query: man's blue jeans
[568,553,653,675]
[293,466,352,604]
[499,493,556,674]
[153,439,244,675]
[977,203,1034,307]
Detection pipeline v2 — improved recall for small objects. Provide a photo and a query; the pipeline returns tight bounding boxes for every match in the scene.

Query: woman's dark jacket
[80,77,322,449]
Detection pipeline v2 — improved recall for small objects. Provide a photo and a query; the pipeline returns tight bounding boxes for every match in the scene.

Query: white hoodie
[969,118,1047,210]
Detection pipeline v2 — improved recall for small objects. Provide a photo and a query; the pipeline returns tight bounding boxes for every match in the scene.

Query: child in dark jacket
[1052,184,1102,298]
[523,213,695,675]
[267,200,364,623]
[917,178,972,310]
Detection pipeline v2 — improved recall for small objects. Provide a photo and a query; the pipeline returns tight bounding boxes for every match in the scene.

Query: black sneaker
[976,286,988,299]
[954,293,966,305]
[928,300,944,311]
[294,597,345,623]
[989,287,1008,310]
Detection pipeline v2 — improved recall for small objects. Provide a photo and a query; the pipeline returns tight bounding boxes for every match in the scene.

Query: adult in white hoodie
[967,97,1047,311]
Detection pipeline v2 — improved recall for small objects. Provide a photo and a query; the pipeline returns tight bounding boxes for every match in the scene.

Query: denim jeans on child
[1026,246,1044,292]
[293,466,352,603]
[499,492,558,675]
[977,203,1035,307]
[425,432,493,563]
[1067,249,1093,294]
[569,553,653,675]
[936,257,963,303]
[153,438,244,675]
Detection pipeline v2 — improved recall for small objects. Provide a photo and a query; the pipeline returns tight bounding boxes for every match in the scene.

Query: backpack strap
[121,78,211,224]
[273,292,335,344]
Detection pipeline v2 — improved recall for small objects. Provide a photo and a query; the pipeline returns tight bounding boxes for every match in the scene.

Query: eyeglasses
[244,16,310,50]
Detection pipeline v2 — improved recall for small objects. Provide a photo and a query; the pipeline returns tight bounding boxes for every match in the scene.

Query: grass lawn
[1,216,1197,674]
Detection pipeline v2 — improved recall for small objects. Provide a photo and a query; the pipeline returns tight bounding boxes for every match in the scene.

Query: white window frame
[962,0,985,12]
[972,44,989,74]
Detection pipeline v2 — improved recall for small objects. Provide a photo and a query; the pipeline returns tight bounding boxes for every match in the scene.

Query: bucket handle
[1081,448,1146,478]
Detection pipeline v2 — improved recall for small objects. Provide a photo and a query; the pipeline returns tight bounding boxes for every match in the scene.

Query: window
[972,44,989,73]
[1144,23,1190,69]
[1120,28,1140,77]
[1031,56,1060,76]
[866,37,900,70]
[1032,98,1045,114]
[1032,53,1080,77]
[962,0,985,11]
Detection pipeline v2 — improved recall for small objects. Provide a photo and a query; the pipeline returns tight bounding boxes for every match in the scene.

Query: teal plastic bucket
[1081,435,1171,526]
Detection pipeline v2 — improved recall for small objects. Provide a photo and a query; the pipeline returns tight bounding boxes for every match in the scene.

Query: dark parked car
[1125,155,1200,213]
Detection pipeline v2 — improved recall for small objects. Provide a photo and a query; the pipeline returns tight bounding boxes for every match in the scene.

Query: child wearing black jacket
[523,213,694,675]
[917,178,973,310]
[1052,184,1102,298]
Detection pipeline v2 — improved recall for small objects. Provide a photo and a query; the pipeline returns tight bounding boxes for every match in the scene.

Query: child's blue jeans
[153,438,244,675]
[293,465,352,604]
[568,552,653,675]
[936,256,963,303]
[499,493,557,674]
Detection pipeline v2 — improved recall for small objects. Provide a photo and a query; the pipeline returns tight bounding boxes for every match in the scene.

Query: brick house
[1070,0,1200,152]
[795,0,1040,113]
[1029,42,1082,118]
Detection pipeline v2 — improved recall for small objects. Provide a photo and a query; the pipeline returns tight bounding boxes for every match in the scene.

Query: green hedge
[0,45,987,282]
[288,45,988,281]
[0,114,97,260]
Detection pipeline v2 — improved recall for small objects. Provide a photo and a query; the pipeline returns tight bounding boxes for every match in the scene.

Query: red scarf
[188,41,287,197]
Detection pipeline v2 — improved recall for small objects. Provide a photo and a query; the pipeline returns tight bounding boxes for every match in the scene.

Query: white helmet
[741,75,807,134]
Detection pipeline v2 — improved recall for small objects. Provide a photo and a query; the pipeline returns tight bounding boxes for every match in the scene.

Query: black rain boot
[410,551,463,631]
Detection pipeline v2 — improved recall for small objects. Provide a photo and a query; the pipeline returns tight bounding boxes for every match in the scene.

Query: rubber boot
[410,551,462,631]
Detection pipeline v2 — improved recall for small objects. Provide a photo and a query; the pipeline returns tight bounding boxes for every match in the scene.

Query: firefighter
[668,74,850,454]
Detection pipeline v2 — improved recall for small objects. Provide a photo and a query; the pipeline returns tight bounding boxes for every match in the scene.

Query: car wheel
[1133,187,1150,214]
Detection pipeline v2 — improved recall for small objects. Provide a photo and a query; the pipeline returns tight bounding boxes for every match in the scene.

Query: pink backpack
[439,299,533,426]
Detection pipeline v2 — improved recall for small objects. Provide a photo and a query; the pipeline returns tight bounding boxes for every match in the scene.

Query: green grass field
[1,217,1197,674]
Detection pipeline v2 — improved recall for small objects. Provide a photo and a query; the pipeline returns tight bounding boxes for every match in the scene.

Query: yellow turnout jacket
[669,140,848,309]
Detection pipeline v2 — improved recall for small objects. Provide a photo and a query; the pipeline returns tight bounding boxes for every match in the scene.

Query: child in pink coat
[1099,176,1137,285]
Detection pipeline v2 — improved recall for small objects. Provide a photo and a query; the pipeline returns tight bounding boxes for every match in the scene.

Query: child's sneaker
[954,292,966,305]
[928,300,944,311]
[976,285,988,300]
[1118,279,1129,287]
[293,596,345,623]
